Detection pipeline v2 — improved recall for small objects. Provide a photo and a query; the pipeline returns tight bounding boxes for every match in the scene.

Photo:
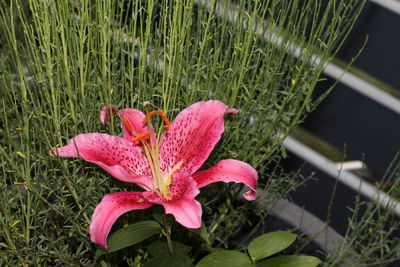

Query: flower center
[124,108,175,199]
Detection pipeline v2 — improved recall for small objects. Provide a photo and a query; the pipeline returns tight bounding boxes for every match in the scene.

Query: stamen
[141,110,157,124]
[131,131,150,142]
[158,110,171,129]
[141,109,170,130]
[123,117,134,132]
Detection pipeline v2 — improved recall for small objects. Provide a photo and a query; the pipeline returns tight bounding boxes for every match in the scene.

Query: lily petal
[162,197,202,229]
[90,192,153,248]
[193,159,258,200]
[143,172,202,228]
[160,100,238,175]
[54,133,153,190]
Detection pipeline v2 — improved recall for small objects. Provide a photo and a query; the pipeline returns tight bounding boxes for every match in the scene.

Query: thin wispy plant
[4,0,398,266]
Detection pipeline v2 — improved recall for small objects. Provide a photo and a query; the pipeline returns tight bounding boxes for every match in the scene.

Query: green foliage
[256,255,322,267]
[196,250,253,267]
[144,252,193,267]
[323,156,400,266]
[196,231,321,267]
[95,220,161,259]
[190,223,212,246]
[4,0,397,266]
[147,240,191,257]
[248,231,297,261]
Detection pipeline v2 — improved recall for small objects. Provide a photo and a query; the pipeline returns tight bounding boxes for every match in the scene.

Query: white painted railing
[283,136,400,217]
[370,0,400,15]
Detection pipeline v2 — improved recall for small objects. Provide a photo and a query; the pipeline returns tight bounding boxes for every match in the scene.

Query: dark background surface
[286,2,399,266]
[303,75,399,176]
[337,1,400,90]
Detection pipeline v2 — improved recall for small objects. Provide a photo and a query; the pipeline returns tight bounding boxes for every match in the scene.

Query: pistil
[129,107,173,199]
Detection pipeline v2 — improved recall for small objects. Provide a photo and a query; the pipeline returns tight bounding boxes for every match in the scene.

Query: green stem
[163,214,173,255]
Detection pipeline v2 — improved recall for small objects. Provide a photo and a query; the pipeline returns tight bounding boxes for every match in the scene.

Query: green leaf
[95,220,161,259]
[196,250,254,267]
[147,240,191,257]
[144,252,193,267]
[248,231,297,261]
[256,255,322,267]
[16,151,26,159]
[190,223,211,245]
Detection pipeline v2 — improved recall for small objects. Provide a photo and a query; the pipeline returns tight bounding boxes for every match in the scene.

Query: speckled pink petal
[159,100,238,175]
[192,159,258,200]
[90,192,153,248]
[143,172,202,228]
[53,133,153,190]
[100,105,119,125]
[162,196,202,229]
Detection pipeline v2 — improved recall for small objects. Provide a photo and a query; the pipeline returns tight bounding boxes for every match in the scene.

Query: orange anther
[131,131,150,142]
[140,109,170,130]
[158,110,170,129]
[141,110,157,124]
[123,117,133,132]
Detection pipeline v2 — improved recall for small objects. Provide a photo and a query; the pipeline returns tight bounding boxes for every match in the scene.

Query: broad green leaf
[196,250,254,267]
[144,252,193,267]
[147,240,191,257]
[95,220,161,259]
[248,231,297,261]
[256,255,322,267]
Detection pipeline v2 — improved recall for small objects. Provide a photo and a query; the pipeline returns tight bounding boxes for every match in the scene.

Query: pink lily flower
[54,100,258,248]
